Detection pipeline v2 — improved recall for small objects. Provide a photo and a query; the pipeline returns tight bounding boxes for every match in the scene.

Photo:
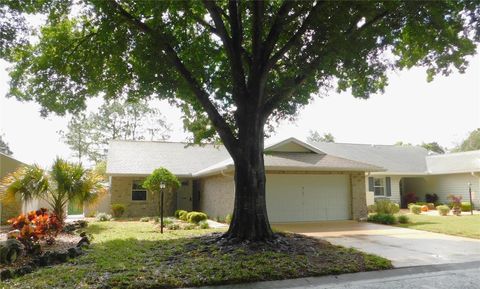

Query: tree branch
[252,0,265,66]
[107,0,239,152]
[261,1,294,63]
[262,8,393,117]
[203,0,248,101]
[265,1,324,72]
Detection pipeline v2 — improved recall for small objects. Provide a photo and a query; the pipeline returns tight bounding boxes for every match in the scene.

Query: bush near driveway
[369,200,399,215]
[436,205,450,216]
[368,213,397,225]
[2,221,392,288]
[410,205,422,214]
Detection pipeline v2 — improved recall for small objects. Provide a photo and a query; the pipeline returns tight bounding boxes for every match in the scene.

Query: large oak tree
[2,0,479,240]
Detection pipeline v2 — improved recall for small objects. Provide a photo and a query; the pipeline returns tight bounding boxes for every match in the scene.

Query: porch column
[351,173,368,220]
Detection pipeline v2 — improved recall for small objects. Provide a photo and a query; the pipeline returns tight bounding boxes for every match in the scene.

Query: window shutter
[368,177,374,192]
[386,177,392,196]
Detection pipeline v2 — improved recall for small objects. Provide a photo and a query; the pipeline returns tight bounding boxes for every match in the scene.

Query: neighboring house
[0,153,26,224]
[307,141,480,208]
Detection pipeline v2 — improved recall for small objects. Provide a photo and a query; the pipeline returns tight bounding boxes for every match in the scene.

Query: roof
[193,152,384,177]
[426,150,480,174]
[307,141,429,174]
[106,140,229,177]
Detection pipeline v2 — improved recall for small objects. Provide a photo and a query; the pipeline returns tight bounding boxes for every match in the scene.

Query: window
[374,178,385,196]
[132,180,147,201]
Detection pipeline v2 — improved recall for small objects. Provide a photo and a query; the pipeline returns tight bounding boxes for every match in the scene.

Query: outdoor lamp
[160,182,166,233]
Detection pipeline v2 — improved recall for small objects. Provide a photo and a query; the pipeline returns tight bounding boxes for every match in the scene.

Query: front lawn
[3,220,391,288]
[396,214,480,239]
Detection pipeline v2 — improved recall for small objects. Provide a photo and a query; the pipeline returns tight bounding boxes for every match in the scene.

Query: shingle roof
[106,140,229,177]
[193,152,384,177]
[426,150,480,174]
[307,141,429,173]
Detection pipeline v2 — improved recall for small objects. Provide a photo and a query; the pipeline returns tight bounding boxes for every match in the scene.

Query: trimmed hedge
[461,202,473,212]
[186,211,208,223]
[174,210,187,219]
[397,215,409,224]
[410,205,422,214]
[367,213,397,225]
[371,200,400,215]
[436,205,450,216]
[111,204,126,218]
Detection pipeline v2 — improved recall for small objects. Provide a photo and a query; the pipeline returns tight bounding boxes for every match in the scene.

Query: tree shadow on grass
[85,223,109,235]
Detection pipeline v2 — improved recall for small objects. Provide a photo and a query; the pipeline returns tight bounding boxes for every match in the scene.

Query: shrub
[367,213,397,225]
[186,211,208,223]
[140,217,150,222]
[373,200,400,214]
[96,213,112,222]
[407,203,416,209]
[410,205,422,214]
[199,220,210,229]
[425,193,438,204]
[166,223,180,230]
[415,202,427,206]
[367,204,376,213]
[179,211,189,221]
[8,208,63,253]
[405,192,418,204]
[225,214,233,224]
[426,203,435,210]
[174,210,187,219]
[436,205,450,216]
[184,223,196,230]
[111,204,126,218]
[448,195,462,215]
[461,202,473,212]
[397,215,409,224]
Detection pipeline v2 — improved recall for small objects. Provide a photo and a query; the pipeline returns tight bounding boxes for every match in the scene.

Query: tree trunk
[224,117,274,241]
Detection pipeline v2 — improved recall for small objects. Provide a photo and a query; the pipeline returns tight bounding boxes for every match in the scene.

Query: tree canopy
[307,131,335,143]
[421,142,445,154]
[2,0,479,240]
[0,134,13,155]
[454,128,480,152]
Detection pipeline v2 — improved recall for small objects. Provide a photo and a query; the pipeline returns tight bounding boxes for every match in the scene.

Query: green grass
[3,221,391,288]
[396,214,480,239]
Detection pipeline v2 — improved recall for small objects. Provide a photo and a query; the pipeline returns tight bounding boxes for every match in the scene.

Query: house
[105,138,480,222]
[0,153,27,223]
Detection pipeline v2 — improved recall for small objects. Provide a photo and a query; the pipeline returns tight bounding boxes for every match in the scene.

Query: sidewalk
[188,261,480,289]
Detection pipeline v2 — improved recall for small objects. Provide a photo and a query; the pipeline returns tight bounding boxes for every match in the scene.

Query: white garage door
[266,174,351,222]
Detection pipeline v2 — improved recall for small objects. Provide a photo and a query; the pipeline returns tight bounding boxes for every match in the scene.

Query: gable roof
[106,140,229,177]
[426,150,480,174]
[307,141,429,174]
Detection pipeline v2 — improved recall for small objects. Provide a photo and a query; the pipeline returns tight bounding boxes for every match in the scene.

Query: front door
[177,180,193,211]
[68,199,83,215]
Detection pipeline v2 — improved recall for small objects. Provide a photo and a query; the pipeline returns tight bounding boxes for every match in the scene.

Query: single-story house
[104,137,479,222]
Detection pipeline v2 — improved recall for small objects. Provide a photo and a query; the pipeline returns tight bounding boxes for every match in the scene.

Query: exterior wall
[110,176,177,217]
[428,173,480,207]
[84,190,112,217]
[351,173,367,220]
[365,175,402,204]
[0,154,26,224]
[199,175,235,219]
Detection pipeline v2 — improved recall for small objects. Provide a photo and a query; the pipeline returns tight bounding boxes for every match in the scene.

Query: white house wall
[365,175,401,205]
[428,173,480,207]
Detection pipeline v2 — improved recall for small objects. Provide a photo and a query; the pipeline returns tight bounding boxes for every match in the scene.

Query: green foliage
[397,215,410,224]
[162,218,174,226]
[143,168,180,194]
[140,217,150,222]
[410,205,422,215]
[186,212,208,224]
[95,213,112,222]
[111,204,126,218]
[0,134,13,155]
[425,193,439,204]
[421,142,445,154]
[166,223,180,230]
[0,158,106,222]
[307,131,335,143]
[179,211,189,221]
[436,205,450,216]
[371,200,400,215]
[225,214,233,225]
[461,202,473,212]
[367,213,397,225]
[174,210,187,219]
[199,220,210,229]
[454,128,480,152]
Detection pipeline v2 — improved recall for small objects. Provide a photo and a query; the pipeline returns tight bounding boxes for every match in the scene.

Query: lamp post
[160,182,166,233]
[468,182,473,216]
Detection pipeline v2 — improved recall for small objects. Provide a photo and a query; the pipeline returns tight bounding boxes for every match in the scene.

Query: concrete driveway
[274,221,480,267]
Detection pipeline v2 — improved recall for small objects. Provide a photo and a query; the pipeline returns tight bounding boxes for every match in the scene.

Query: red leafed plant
[8,208,63,253]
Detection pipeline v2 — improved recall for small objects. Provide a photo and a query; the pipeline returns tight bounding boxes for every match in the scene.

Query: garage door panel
[266,174,350,222]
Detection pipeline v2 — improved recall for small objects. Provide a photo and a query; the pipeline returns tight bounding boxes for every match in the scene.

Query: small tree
[307,131,335,143]
[421,142,445,154]
[143,168,180,233]
[0,158,106,223]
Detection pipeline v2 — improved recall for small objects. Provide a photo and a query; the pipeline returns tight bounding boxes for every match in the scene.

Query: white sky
[1,51,479,168]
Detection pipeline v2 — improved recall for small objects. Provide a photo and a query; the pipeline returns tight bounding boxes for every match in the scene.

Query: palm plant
[0,158,106,223]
